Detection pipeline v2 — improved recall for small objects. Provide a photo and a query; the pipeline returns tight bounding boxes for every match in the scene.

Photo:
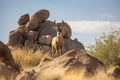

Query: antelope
[51,20,64,58]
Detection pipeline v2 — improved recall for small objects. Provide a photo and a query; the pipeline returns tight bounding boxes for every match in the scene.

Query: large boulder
[18,25,26,30]
[25,20,39,31]
[38,35,52,45]
[31,9,50,23]
[8,29,25,46]
[27,31,38,43]
[18,13,30,25]
[0,41,20,71]
[38,50,105,72]
[24,40,33,48]
[37,50,105,78]
[24,40,38,49]
[57,21,72,39]
[39,45,52,54]
[62,38,84,53]
[38,21,57,37]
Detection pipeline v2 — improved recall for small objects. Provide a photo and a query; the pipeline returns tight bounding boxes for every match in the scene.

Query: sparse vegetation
[0,48,118,80]
[33,65,116,80]
[62,67,115,80]
[1,30,120,80]
[87,29,120,66]
[11,47,50,70]
[0,66,116,80]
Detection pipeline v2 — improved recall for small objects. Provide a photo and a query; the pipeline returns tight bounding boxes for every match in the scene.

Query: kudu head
[53,20,64,35]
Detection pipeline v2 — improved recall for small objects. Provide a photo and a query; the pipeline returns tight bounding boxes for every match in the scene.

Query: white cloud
[67,21,120,34]
[101,14,116,19]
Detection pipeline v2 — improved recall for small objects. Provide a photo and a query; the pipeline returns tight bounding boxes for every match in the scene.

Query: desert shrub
[87,29,120,66]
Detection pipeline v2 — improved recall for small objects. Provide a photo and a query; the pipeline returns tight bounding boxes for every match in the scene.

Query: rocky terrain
[0,9,120,80]
[16,49,106,80]
[8,9,84,54]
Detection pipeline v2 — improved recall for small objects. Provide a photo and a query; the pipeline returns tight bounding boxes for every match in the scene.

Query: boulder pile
[8,9,84,54]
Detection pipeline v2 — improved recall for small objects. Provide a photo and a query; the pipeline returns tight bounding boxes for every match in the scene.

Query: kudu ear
[53,20,58,31]
[62,19,64,23]
[61,19,65,27]
[59,19,65,30]
[53,20,57,26]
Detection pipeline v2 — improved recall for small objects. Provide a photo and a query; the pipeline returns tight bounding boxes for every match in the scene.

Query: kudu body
[51,21,64,57]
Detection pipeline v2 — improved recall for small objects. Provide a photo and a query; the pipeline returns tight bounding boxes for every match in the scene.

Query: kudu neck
[57,31,62,36]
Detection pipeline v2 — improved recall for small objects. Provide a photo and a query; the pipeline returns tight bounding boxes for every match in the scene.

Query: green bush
[87,29,120,66]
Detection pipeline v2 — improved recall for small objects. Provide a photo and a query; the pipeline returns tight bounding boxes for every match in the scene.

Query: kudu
[51,20,64,58]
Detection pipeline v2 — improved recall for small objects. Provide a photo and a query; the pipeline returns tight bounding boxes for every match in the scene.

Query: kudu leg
[60,46,62,56]
[52,47,55,58]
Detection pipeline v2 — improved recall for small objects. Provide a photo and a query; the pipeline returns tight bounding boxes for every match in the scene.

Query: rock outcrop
[35,50,105,73]
[63,38,84,53]
[8,29,25,46]
[16,50,105,80]
[0,41,20,71]
[8,9,84,54]
[57,21,72,38]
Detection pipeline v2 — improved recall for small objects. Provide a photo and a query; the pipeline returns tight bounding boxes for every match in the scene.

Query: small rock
[18,13,30,25]
[39,35,52,45]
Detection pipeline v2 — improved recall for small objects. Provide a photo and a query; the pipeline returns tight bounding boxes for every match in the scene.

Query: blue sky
[0,0,120,47]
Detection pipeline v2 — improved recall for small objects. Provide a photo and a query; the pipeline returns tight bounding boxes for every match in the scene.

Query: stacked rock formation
[8,9,84,54]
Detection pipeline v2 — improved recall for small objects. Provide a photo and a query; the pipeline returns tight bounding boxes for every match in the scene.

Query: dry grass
[0,67,116,80]
[35,66,66,80]
[0,48,118,80]
[11,47,50,70]
[34,66,116,80]
[0,75,15,80]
